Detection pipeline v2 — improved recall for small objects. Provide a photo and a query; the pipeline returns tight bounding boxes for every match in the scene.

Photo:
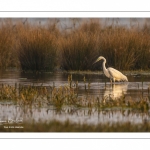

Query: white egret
[93,56,128,83]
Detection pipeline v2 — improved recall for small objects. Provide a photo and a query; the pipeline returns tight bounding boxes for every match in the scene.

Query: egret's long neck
[102,58,107,73]
[102,58,110,78]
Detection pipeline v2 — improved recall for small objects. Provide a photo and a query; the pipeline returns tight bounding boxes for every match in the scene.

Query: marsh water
[0,70,150,126]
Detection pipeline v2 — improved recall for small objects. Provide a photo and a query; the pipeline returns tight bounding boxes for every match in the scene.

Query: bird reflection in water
[104,83,128,99]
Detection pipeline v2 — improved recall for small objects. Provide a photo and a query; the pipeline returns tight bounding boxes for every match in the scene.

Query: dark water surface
[0,70,150,126]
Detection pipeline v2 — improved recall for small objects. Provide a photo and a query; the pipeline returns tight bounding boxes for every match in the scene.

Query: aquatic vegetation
[0,81,150,113]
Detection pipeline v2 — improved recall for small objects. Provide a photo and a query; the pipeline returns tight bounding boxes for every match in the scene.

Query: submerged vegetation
[0,78,150,112]
[0,18,150,71]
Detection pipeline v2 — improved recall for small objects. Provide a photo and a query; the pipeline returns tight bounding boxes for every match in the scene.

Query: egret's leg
[113,78,115,84]
[110,79,112,84]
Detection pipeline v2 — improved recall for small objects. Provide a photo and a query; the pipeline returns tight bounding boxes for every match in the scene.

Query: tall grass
[60,20,150,71]
[60,31,99,70]
[98,26,150,70]
[0,20,17,69]
[1,19,150,71]
[17,23,58,71]
[59,20,101,71]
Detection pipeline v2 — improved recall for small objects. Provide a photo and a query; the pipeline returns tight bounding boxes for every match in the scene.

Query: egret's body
[93,56,128,83]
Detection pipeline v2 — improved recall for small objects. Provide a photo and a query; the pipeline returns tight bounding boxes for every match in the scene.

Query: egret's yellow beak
[93,57,101,65]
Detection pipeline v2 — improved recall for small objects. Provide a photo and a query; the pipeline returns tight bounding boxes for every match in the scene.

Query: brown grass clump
[77,19,102,34]
[0,20,17,69]
[98,26,150,70]
[60,31,100,70]
[16,23,58,71]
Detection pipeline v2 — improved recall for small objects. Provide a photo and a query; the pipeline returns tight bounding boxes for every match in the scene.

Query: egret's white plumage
[93,56,128,83]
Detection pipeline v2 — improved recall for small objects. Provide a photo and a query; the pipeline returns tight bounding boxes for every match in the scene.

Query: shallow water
[0,70,150,126]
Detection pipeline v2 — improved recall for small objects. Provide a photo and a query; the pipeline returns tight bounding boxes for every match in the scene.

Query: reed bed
[59,31,99,70]
[60,19,150,71]
[16,23,58,71]
[97,26,150,70]
[0,20,17,69]
[0,19,150,71]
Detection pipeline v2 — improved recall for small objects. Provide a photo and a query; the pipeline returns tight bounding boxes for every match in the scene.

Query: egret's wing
[107,67,125,80]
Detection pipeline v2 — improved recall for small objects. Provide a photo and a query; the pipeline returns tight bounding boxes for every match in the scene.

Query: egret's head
[93,56,105,64]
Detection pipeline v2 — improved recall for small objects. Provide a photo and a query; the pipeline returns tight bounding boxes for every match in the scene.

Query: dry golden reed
[0,19,150,71]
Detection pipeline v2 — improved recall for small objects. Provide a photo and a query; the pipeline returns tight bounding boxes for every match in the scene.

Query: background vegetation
[0,18,150,71]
